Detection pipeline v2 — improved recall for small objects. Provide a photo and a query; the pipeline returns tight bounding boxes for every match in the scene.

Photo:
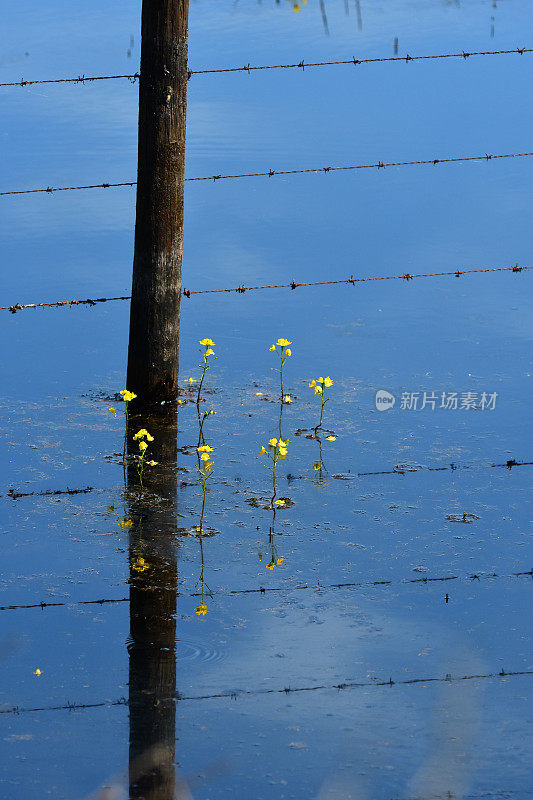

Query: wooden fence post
[127,0,189,404]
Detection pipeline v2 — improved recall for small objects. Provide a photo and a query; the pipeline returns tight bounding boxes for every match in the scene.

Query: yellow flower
[109,407,117,417]
[275,499,286,506]
[278,439,288,447]
[188,377,196,384]
[195,602,209,616]
[205,462,213,472]
[120,390,137,403]
[199,338,215,347]
[119,519,133,528]
[205,348,215,357]
[197,445,214,453]
[276,557,284,566]
[285,348,292,357]
[318,377,324,384]
[269,345,276,351]
[309,380,316,387]
[313,461,322,471]
[324,376,333,388]
[314,386,323,395]
[133,428,148,440]
[326,435,336,442]
[146,460,158,466]
[178,399,185,404]
[276,338,292,347]
[208,410,215,415]
[132,557,149,573]
[33,668,42,676]
[283,395,293,404]
[139,441,148,452]
[260,446,266,455]
[278,446,288,455]
[268,438,278,447]
[293,3,300,10]
[200,452,211,462]
[266,561,275,570]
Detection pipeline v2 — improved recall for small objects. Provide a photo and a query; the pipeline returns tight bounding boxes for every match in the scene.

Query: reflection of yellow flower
[132,557,149,573]
[188,377,196,384]
[266,561,275,570]
[285,348,292,357]
[275,499,286,506]
[276,338,292,347]
[109,407,117,417]
[199,338,215,347]
[324,376,333,388]
[120,390,137,402]
[33,668,42,676]
[283,395,293,404]
[195,602,208,616]
[146,460,158,467]
[326,435,336,442]
[268,438,278,447]
[313,461,322,471]
[269,345,276,351]
[276,557,284,566]
[139,441,148,452]
[119,519,133,528]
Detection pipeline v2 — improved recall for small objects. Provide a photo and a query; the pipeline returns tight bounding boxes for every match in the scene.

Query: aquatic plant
[132,428,157,489]
[109,388,138,463]
[196,338,216,409]
[269,338,292,401]
[196,444,214,535]
[309,376,333,430]
[260,437,288,507]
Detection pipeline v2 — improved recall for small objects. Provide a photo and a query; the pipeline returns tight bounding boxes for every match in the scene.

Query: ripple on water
[177,638,225,664]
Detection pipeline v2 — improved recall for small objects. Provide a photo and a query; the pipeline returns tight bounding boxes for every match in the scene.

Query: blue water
[1,1,532,798]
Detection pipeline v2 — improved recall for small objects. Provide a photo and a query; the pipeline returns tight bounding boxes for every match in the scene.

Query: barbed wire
[1,668,531,715]
[2,264,530,314]
[1,151,532,198]
[1,566,531,612]
[1,486,93,500]
[0,47,530,88]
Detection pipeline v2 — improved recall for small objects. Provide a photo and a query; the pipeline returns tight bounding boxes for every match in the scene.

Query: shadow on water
[126,406,179,800]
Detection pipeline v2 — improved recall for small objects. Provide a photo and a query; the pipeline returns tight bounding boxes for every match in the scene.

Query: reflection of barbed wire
[1,47,531,87]
[2,265,531,314]
[2,566,532,612]
[1,667,531,715]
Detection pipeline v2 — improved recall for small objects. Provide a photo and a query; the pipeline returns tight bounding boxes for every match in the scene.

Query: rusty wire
[0,47,530,88]
[1,151,532,197]
[2,265,530,314]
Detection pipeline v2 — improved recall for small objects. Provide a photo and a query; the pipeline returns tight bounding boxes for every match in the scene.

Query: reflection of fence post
[127,0,189,404]
[128,408,178,800]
